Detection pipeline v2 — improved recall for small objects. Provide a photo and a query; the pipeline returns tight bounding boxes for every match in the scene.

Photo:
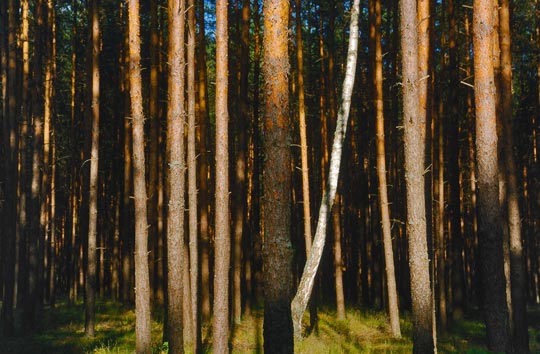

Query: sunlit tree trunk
[371,0,401,338]
[498,0,529,351]
[400,0,435,351]
[84,0,100,337]
[167,0,186,352]
[295,0,312,258]
[472,0,510,351]
[213,0,231,350]
[127,0,152,351]
[291,0,359,340]
[262,0,295,351]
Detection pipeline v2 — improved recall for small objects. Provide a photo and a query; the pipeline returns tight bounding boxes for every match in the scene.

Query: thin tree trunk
[1,0,19,336]
[498,0,529,351]
[187,0,200,351]
[85,0,100,337]
[372,0,401,338]
[128,0,152,352]
[196,0,211,323]
[399,0,435,351]
[291,0,359,339]
[472,0,510,351]
[166,0,186,352]
[213,0,230,350]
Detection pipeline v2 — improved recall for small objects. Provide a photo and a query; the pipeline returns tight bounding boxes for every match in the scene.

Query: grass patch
[1,301,540,353]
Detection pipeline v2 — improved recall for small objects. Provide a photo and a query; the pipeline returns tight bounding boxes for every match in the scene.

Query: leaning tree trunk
[472,0,510,351]
[291,0,360,339]
[127,0,152,352]
[400,0,435,351]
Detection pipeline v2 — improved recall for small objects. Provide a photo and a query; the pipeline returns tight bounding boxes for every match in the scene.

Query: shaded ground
[1,300,540,353]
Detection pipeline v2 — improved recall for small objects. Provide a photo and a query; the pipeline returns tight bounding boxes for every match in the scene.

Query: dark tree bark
[473,0,511,351]
[262,0,294,351]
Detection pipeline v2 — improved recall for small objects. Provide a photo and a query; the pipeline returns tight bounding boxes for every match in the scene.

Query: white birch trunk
[291,0,360,339]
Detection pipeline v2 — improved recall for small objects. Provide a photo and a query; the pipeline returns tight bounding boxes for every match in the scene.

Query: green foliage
[2,301,540,353]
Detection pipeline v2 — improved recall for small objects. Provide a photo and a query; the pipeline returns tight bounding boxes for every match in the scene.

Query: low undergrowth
[1,300,539,353]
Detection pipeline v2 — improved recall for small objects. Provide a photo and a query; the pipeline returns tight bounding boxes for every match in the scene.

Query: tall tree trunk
[85,0,100,337]
[1,0,19,336]
[291,0,359,339]
[128,0,152,352]
[232,0,249,326]
[295,0,312,257]
[213,0,230,350]
[167,0,186,352]
[371,0,401,338]
[472,0,510,351]
[399,0,435,351]
[187,0,200,350]
[262,0,295,351]
[498,0,529,351]
[148,0,160,305]
[26,0,46,331]
[196,0,211,323]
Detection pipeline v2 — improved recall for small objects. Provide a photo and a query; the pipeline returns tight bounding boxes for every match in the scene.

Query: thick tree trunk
[371,0,401,338]
[213,0,230,351]
[472,0,510,351]
[167,0,186,352]
[291,0,359,339]
[128,0,152,352]
[262,0,295,351]
[399,0,435,351]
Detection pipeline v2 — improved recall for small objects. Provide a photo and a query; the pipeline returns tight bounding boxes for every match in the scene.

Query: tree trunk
[291,0,359,339]
[85,0,100,337]
[187,0,200,351]
[498,0,529,351]
[167,0,186,352]
[213,0,230,350]
[371,0,401,338]
[262,0,295,351]
[399,0,435,351]
[472,0,510,351]
[128,0,152,352]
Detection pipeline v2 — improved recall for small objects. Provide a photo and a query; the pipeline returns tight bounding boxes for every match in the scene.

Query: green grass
[1,301,540,353]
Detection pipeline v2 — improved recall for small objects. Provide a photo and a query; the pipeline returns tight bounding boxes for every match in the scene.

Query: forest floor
[1,300,540,353]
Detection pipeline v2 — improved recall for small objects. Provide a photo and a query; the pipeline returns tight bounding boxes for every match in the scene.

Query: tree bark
[291,0,359,340]
[167,0,186,352]
[262,0,295,351]
[372,0,401,338]
[399,0,435,351]
[498,0,529,351]
[472,0,510,351]
[213,0,230,350]
[128,0,152,351]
